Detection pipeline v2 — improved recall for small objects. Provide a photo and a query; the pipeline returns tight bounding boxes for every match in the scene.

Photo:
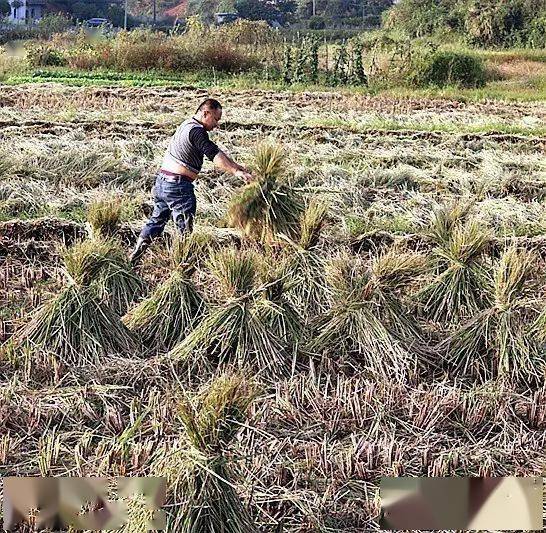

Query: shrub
[308,15,326,30]
[384,0,462,38]
[386,0,544,49]
[411,50,486,88]
[216,19,278,46]
[514,13,546,48]
[0,26,37,45]
[200,42,257,72]
[464,0,544,47]
[58,27,262,73]
[26,43,67,67]
[362,14,381,27]
[36,13,73,37]
[65,46,102,70]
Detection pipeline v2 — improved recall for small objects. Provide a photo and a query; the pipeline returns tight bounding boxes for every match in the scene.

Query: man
[130,98,253,264]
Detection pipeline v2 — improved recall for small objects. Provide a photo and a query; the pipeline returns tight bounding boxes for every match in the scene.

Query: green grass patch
[303,116,546,137]
[3,67,281,89]
[344,213,418,237]
[3,64,545,103]
[379,81,546,102]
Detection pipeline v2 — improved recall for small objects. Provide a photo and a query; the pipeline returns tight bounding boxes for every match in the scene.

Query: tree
[107,3,127,26]
[298,0,393,22]
[277,0,297,23]
[130,0,178,18]
[71,1,97,19]
[384,0,463,37]
[235,0,278,21]
[235,0,296,24]
[0,0,10,17]
[187,0,221,23]
[384,0,544,47]
[464,0,538,46]
[48,0,123,19]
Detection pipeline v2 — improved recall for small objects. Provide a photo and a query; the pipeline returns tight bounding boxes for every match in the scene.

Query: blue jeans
[139,174,196,240]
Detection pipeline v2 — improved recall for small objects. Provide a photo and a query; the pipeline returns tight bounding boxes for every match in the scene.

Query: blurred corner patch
[2,477,166,531]
[380,476,543,530]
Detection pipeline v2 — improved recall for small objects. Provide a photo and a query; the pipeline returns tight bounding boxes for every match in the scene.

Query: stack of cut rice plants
[226,141,305,243]
[443,247,545,386]
[87,196,123,238]
[418,217,491,324]
[167,248,295,380]
[531,308,546,344]
[153,373,259,533]
[91,239,144,316]
[283,199,330,318]
[123,232,213,352]
[85,199,143,314]
[309,249,426,381]
[426,199,475,245]
[254,254,302,347]
[12,239,139,367]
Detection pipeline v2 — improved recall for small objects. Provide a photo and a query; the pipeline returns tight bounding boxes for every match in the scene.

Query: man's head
[195,98,222,131]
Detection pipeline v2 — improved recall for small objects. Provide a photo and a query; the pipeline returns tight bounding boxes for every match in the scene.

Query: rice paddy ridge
[1,84,545,120]
[0,117,544,146]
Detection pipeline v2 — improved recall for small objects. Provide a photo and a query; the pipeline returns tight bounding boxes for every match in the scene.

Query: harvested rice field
[0,84,545,531]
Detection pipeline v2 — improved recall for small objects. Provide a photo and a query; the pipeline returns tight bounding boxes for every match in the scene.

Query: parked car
[85,18,110,27]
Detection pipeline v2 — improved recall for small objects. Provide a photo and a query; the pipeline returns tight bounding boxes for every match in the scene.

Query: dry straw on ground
[1,84,545,532]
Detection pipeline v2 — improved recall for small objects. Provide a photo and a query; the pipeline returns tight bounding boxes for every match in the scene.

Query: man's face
[202,108,222,131]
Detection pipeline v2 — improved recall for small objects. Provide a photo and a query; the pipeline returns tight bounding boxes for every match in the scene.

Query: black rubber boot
[129,237,151,266]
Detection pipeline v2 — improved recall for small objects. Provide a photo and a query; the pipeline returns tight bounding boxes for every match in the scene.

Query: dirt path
[0,118,543,150]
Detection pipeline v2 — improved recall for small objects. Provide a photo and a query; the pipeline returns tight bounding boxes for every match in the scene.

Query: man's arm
[190,127,253,182]
[213,151,253,182]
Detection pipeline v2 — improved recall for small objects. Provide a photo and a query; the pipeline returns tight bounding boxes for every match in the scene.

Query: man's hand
[235,169,254,183]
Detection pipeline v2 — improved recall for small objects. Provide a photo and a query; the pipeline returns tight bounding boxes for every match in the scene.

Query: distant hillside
[129,0,181,18]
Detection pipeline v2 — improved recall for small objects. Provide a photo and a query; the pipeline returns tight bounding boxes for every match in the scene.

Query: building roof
[10,0,47,5]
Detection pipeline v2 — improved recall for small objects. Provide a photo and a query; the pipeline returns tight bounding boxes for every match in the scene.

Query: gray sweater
[164,117,220,173]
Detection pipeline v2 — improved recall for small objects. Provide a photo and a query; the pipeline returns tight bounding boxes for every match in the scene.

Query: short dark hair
[196,98,222,113]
